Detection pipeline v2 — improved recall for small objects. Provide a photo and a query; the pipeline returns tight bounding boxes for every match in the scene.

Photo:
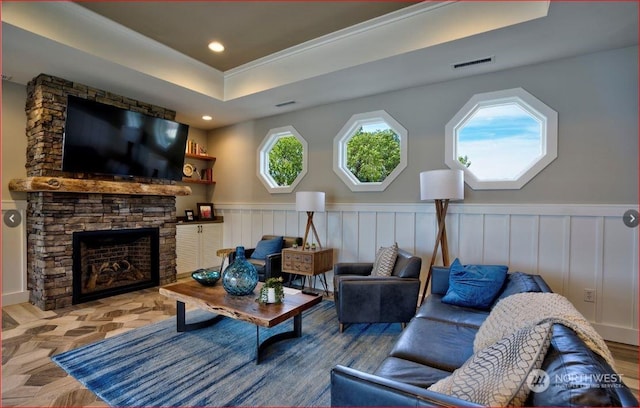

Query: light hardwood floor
[2,284,638,406]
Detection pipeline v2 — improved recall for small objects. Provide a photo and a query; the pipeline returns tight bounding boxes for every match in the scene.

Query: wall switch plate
[584,288,596,303]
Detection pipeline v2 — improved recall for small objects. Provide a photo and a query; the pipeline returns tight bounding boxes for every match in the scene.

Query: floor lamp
[419,169,464,304]
[296,191,325,249]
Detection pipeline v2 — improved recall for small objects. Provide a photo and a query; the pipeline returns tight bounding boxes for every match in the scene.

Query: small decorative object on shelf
[185,209,194,221]
[197,202,214,220]
[191,268,221,286]
[311,243,317,250]
[258,277,285,304]
[186,139,208,156]
[222,246,258,296]
[183,163,195,177]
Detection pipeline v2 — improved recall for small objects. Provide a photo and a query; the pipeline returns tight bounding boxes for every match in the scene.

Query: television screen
[62,96,189,181]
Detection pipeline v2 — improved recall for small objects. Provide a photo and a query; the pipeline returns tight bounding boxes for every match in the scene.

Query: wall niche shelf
[185,153,216,162]
[182,153,216,185]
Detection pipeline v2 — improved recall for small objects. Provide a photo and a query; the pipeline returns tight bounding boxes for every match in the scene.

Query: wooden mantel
[9,177,192,196]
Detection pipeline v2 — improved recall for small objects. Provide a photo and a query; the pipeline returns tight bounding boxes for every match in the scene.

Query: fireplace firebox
[72,228,160,304]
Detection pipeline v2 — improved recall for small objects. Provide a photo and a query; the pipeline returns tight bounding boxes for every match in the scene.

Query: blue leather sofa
[331,267,638,407]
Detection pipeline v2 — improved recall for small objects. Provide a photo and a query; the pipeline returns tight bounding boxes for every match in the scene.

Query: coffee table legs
[176,301,224,332]
[256,313,302,364]
[174,301,303,364]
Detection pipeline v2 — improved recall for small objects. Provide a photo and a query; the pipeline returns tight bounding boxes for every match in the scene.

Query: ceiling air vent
[275,100,296,108]
[1,74,13,81]
[452,56,495,70]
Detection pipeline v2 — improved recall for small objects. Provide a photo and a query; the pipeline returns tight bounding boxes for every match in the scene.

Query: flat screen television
[62,95,189,181]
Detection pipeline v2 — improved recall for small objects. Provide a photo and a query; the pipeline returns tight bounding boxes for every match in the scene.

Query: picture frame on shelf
[185,209,195,221]
[197,203,214,220]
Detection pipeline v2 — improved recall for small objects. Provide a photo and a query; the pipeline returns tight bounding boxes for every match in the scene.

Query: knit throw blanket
[474,292,615,369]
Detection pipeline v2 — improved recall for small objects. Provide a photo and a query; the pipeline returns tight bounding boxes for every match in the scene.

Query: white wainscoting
[2,200,29,305]
[216,202,638,345]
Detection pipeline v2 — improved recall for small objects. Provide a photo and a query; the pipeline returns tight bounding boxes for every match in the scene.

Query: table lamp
[296,191,325,249]
[419,169,464,303]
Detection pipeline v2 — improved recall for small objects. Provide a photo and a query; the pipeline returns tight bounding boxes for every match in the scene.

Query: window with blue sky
[445,88,558,190]
[457,103,542,181]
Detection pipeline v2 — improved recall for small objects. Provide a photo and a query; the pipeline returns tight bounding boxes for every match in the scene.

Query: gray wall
[209,46,638,205]
[2,81,28,201]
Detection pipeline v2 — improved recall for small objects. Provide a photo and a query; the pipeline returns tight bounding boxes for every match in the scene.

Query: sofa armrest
[331,365,482,407]
[263,253,283,280]
[334,262,374,276]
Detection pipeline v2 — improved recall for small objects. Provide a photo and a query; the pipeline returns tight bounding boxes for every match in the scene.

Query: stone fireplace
[20,74,187,310]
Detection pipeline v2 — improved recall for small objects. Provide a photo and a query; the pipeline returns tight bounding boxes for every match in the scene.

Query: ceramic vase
[267,288,276,303]
[222,246,258,296]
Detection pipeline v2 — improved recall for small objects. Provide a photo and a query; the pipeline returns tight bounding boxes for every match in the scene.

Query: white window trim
[333,110,408,192]
[445,87,558,190]
[257,125,308,194]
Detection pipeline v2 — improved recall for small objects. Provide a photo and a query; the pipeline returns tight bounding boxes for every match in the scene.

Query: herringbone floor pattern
[2,282,638,406]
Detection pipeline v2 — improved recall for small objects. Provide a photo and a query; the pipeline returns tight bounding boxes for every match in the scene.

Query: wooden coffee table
[159,280,322,364]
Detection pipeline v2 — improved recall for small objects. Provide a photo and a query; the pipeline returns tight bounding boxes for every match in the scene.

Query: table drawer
[283,252,313,271]
[282,248,334,276]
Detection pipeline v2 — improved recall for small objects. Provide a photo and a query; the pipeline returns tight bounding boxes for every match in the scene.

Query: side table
[282,247,334,294]
[216,247,235,273]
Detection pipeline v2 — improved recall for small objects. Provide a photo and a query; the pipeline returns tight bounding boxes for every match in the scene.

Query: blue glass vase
[222,246,258,296]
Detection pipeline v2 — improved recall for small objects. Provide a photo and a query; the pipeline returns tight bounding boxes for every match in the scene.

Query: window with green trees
[268,135,303,186]
[334,110,407,192]
[258,126,308,193]
[346,127,401,182]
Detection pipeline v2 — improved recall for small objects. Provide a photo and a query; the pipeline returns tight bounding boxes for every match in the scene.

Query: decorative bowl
[191,268,221,286]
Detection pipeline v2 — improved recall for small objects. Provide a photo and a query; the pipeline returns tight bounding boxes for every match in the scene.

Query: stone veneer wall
[26,74,179,310]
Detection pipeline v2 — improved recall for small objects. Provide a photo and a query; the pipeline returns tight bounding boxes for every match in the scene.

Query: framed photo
[185,209,195,221]
[197,203,214,220]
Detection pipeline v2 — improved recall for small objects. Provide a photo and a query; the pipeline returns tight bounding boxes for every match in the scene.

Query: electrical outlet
[584,289,596,303]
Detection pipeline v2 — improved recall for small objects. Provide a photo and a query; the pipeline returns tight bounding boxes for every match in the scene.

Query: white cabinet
[176,222,223,275]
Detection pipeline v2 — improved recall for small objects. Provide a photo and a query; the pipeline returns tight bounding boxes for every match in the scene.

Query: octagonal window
[333,110,408,192]
[258,126,308,193]
[445,88,557,190]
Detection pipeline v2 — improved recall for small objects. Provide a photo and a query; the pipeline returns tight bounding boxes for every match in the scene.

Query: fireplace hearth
[72,228,160,304]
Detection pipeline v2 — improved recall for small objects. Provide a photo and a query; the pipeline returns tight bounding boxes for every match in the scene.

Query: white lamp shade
[296,191,325,212]
[420,169,464,201]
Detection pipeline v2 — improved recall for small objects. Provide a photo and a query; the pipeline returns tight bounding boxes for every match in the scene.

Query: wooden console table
[282,247,334,294]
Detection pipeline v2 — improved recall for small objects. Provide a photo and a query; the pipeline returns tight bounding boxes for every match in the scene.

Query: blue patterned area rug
[52,300,401,406]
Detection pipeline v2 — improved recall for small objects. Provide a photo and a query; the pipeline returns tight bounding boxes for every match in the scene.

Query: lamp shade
[296,191,325,212]
[420,169,464,201]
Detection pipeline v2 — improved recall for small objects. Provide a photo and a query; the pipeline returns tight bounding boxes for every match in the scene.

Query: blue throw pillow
[250,237,284,260]
[442,258,508,309]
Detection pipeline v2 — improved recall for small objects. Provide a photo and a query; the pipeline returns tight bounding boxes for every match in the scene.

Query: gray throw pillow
[428,322,552,406]
[372,243,398,277]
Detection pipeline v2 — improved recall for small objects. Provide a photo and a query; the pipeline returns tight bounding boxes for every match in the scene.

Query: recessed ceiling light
[208,41,225,53]
[202,115,213,121]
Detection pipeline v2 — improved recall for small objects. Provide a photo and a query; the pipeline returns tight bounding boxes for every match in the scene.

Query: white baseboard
[593,323,639,346]
[2,290,30,306]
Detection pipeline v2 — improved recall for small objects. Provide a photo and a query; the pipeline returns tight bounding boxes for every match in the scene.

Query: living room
[2,1,638,406]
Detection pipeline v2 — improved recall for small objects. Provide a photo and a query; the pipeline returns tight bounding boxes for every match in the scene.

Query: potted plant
[258,277,285,304]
